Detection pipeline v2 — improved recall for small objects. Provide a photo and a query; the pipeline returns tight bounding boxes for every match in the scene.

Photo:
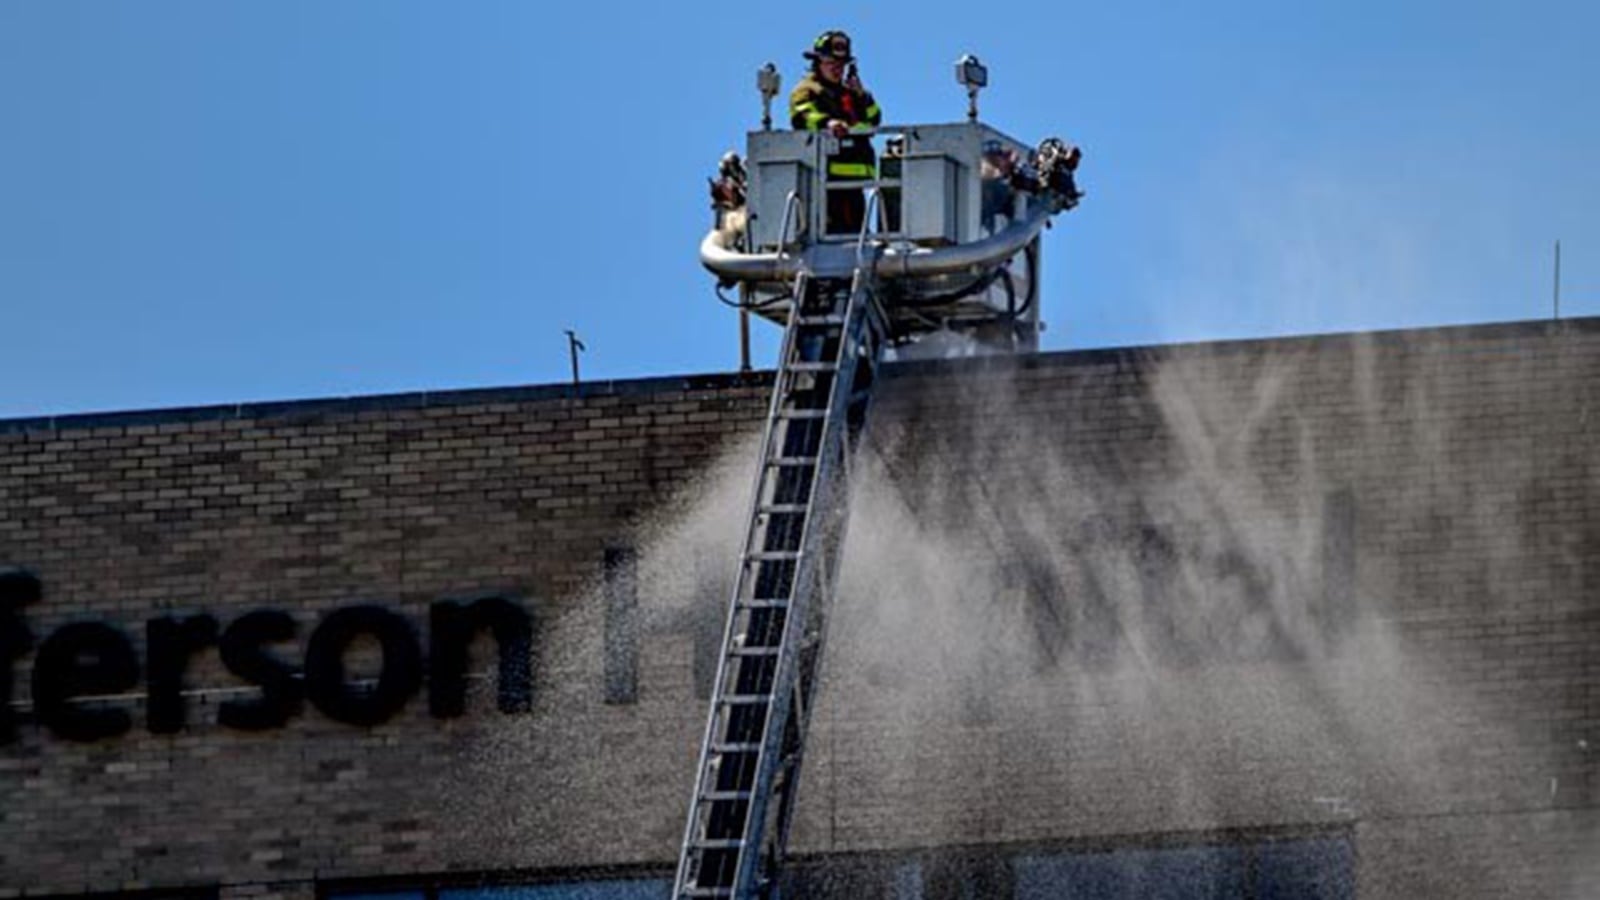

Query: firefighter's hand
[827,119,850,138]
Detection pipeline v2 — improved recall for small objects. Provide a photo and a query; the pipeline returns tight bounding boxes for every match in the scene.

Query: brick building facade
[2,318,1597,898]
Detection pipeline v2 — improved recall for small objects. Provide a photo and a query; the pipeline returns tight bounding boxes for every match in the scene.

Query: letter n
[429,595,533,717]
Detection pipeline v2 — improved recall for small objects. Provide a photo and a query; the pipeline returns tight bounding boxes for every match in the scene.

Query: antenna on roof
[565,330,586,387]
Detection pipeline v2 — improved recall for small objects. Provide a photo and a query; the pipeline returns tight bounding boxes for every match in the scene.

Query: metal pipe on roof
[698,202,1056,285]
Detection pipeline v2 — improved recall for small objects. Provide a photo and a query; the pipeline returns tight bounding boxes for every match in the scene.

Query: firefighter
[789,30,882,234]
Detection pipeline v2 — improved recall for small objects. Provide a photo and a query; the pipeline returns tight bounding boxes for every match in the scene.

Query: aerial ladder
[674,54,1083,899]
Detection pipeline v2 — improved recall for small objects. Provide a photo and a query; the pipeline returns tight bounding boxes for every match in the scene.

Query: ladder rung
[728,645,781,657]
[711,741,761,753]
[719,694,773,705]
[692,838,747,850]
[739,599,789,610]
[758,503,809,514]
[747,550,800,562]
[777,408,827,420]
[785,361,837,373]
[701,789,753,801]
[766,455,818,467]
[797,314,844,326]
[683,888,734,897]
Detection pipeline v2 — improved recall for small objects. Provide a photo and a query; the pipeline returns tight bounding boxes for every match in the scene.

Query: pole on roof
[739,288,752,373]
[565,330,586,387]
[1553,240,1562,320]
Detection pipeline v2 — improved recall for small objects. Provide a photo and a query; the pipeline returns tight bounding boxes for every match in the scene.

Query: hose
[894,237,1034,317]
[715,282,792,311]
[896,265,1005,308]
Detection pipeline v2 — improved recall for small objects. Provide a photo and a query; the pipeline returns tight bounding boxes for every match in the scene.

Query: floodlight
[955,54,988,121]
[757,62,782,130]
[955,54,988,89]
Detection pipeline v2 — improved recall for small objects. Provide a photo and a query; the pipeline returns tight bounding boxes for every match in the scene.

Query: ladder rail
[764,286,888,868]
[674,263,885,899]
[672,270,812,895]
[726,268,878,893]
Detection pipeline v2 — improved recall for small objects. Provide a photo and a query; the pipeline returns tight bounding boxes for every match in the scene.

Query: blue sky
[2,1,1596,418]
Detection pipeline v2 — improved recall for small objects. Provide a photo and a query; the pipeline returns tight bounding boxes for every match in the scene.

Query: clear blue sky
[2,1,1596,418]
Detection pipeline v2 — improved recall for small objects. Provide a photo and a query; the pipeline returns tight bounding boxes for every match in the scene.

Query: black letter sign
[429,595,533,717]
[0,568,41,743]
[305,605,421,726]
[32,622,139,742]
[219,610,302,730]
[146,615,219,734]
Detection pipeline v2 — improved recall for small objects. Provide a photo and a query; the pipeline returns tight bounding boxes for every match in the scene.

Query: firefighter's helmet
[804,30,853,63]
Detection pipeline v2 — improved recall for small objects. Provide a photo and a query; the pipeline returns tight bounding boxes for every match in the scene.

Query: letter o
[304,606,421,727]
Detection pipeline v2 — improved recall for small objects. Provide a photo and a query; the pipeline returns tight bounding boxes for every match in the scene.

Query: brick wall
[0,374,771,896]
[2,319,1597,898]
[797,319,1600,898]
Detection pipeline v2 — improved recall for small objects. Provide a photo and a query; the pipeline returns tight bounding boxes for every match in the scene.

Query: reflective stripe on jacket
[788,73,883,179]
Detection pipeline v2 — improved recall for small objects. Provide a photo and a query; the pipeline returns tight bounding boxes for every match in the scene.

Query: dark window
[24,891,217,900]
[1012,836,1351,900]
[319,836,1348,900]
[325,879,668,900]
[1257,837,1354,900]
[441,883,668,900]
[1014,845,1247,899]
[785,856,924,898]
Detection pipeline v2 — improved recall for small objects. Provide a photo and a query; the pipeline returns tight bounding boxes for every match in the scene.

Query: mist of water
[449,334,1596,895]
